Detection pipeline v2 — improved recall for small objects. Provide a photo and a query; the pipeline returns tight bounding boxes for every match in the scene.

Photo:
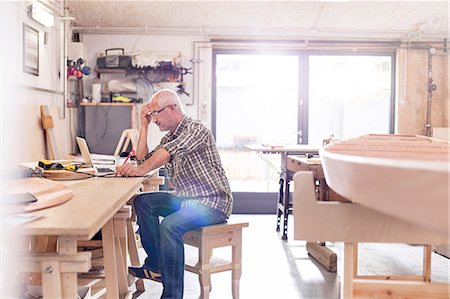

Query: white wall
[1,1,71,171]
[81,33,207,149]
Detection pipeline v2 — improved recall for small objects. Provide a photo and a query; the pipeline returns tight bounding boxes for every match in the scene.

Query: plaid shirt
[139,116,233,217]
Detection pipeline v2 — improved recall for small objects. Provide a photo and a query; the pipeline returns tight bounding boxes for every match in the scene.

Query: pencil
[116,151,135,176]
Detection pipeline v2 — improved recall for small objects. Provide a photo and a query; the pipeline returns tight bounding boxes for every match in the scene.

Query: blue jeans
[134,192,227,299]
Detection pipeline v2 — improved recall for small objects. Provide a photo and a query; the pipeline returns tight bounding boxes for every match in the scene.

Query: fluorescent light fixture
[29,3,54,28]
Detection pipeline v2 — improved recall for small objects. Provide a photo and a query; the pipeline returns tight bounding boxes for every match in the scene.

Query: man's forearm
[136,147,171,175]
[136,126,149,160]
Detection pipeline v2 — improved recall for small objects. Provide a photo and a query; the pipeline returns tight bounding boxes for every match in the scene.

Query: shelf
[95,68,128,74]
[80,102,135,107]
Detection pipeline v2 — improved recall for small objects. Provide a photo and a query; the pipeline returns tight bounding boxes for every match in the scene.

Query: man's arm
[117,147,171,177]
[136,125,149,161]
[136,104,151,161]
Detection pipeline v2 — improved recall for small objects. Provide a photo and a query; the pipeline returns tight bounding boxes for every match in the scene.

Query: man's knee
[160,218,184,238]
[133,194,145,210]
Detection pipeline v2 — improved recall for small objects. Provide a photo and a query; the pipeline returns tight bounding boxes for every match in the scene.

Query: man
[117,89,233,299]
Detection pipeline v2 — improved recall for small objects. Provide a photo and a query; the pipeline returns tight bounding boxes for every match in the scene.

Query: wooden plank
[4,177,74,213]
[40,105,59,159]
[306,242,337,272]
[78,240,103,247]
[43,168,96,181]
[292,172,449,244]
[355,275,429,281]
[353,279,450,299]
[196,222,249,233]
[22,253,91,273]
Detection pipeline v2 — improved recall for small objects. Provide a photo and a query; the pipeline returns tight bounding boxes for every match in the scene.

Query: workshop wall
[1,1,72,171]
[396,48,449,135]
[81,33,206,149]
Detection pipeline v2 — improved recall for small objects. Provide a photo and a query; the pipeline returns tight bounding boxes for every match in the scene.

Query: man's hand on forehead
[144,101,161,115]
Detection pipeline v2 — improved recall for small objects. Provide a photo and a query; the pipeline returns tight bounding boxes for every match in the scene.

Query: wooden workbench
[18,176,144,298]
[287,155,351,272]
[244,144,320,240]
[294,134,450,299]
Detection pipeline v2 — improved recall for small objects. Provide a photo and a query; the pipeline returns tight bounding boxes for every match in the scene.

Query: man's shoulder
[184,117,210,132]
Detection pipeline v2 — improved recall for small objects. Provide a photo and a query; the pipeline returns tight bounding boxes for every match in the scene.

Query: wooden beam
[353,279,450,298]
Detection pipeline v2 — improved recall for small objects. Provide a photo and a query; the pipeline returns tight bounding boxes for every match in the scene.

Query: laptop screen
[76,137,94,166]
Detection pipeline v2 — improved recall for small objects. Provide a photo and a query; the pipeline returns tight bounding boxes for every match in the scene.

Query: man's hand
[141,101,162,126]
[141,103,152,127]
[116,163,145,177]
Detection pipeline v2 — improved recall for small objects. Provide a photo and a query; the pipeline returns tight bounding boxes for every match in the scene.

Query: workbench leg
[276,177,284,232]
[114,218,129,296]
[59,236,78,299]
[423,245,432,282]
[102,219,120,299]
[341,242,355,299]
[41,260,62,298]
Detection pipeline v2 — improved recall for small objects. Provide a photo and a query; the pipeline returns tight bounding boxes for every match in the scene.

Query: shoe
[128,266,162,283]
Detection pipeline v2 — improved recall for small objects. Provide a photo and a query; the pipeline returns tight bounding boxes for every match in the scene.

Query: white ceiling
[67,1,448,41]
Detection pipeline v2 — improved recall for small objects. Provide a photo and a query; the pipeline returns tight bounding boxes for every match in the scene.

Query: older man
[117,89,233,299]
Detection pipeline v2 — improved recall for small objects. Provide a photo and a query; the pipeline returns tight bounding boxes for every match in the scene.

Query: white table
[244,144,320,239]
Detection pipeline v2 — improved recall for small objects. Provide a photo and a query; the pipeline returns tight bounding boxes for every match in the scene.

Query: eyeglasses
[148,105,174,119]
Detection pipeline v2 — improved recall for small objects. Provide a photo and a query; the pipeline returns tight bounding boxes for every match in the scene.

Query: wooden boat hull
[320,134,449,236]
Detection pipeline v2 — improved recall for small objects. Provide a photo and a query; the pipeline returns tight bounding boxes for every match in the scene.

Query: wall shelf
[95,67,128,76]
[80,102,135,107]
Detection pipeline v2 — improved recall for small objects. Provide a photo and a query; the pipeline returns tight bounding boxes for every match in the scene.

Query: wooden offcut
[43,167,96,180]
[306,242,337,272]
[40,105,59,160]
[4,177,74,212]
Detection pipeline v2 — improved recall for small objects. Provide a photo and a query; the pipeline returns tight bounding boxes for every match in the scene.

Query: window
[211,48,395,212]
[307,54,394,145]
[214,51,300,192]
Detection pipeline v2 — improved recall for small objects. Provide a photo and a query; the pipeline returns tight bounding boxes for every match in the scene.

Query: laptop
[76,137,116,175]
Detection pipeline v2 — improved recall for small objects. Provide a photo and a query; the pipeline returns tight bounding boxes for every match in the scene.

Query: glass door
[307,54,394,144]
[212,50,394,213]
[213,51,301,196]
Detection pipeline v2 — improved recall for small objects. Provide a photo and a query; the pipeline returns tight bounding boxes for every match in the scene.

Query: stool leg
[199,244,212,299]
[232,229,243,299]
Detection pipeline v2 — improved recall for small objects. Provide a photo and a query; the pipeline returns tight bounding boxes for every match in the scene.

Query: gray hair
[151,89,184,114]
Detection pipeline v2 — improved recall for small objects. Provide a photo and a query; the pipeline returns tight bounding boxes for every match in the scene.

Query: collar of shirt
[167,115,188,139]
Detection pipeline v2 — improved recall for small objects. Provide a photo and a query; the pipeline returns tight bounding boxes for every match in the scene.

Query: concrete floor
[132,214,450,299]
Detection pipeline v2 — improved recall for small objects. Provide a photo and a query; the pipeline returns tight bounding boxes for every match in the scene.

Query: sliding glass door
[213,51,301,194]
[212,49,394,213]
[307,54,394,145]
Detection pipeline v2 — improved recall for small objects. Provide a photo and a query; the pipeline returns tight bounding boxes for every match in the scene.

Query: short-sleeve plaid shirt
[139,116,233,217]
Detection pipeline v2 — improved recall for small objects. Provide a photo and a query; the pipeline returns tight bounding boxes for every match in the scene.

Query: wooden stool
[183,222,249,299]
